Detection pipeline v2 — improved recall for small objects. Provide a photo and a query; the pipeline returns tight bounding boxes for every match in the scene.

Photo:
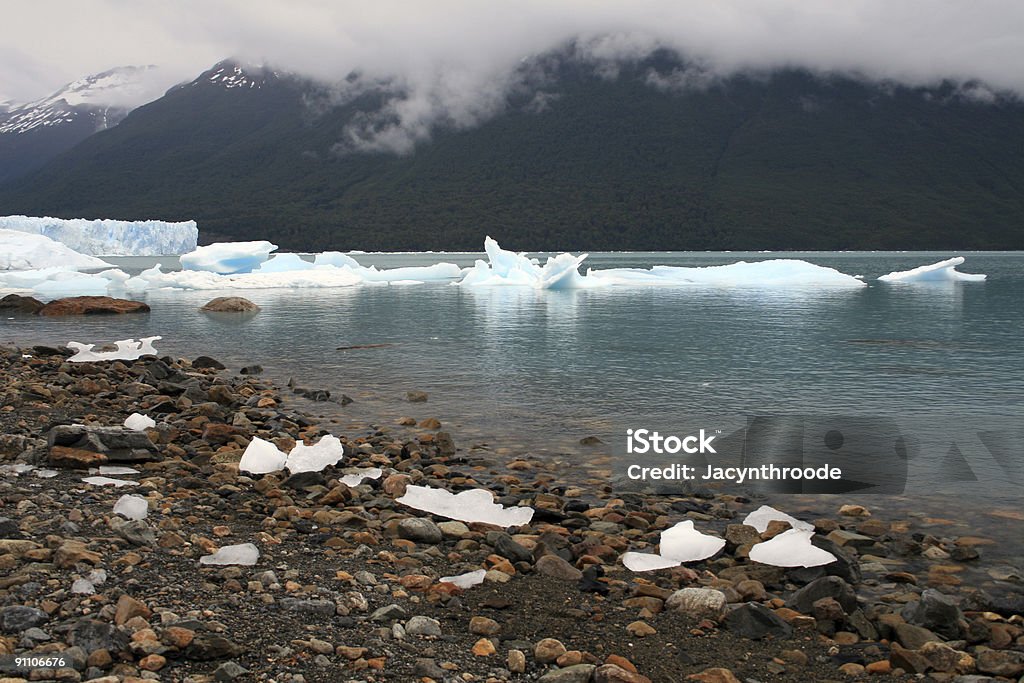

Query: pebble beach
[1,298,1023,683]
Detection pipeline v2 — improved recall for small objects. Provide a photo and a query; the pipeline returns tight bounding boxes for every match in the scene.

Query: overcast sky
[4,0,1023,148]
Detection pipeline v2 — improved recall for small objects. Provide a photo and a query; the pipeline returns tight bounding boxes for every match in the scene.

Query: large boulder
[0,293,44,313]
[47,424,160,467]
[37,296,150,316]
[200,296,260,313]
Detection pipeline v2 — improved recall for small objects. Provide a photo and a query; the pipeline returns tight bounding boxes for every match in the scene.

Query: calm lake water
[4,250,1023,536]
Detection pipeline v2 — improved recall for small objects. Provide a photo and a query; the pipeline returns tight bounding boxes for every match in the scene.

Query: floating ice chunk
[658,520,726,562]
[0,215,197,256]
[457,237,863,289]
[285,435,345,474]
[199,542,260,566]
[128,263,364,290]
[878,256,986,283]
[180,241,278,274]
[82,476,138,487]
[397,485,534,527]
[67,336,161,363]
[748,528,837,567]
[314,251,360,268]
[32,272,113,297]
[339,467,383,487]
[622,552,684,572]
[0,228,113,270]
[124,413,156,431]
[353,263,462,282]
[113,494,149,520]
[239,437,288,474]
[742,505,814,533]
[97,466,140,476]
[439,569,487,588]
[255,253,314,273]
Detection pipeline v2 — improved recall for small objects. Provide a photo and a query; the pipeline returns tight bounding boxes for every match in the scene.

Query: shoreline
[1,344,1022,682]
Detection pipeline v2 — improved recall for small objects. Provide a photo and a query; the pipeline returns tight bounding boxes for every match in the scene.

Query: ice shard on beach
[124,413,156,431]
[285,435,346,473]
[67,337,161,363]
[82,476,138,487]
[339,467,383,487]
[742,505,815,533]
[113,494,149,520]
[397,485,535,527]
[439,569,487,588]
[238,437,288,474]
[748,528,838,567]
[199,543,260,566]
[622,520,725,572]
[878,256,986,282]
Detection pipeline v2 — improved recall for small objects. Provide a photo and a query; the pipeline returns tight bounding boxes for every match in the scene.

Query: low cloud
[3,1,1022,152]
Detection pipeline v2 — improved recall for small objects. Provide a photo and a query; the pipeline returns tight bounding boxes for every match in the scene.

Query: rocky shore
[1,344,1022,683]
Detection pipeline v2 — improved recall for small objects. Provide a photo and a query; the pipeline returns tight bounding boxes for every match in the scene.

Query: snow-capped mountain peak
[192,60,281,91]
[0,65,176,135]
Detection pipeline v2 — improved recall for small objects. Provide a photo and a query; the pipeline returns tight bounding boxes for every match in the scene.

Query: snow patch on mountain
[0,66,176,136]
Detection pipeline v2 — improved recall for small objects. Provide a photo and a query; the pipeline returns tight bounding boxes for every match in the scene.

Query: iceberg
[0,215,198,256]
[180,241,278,274]
[113,494,149,520]
[878,256,986,283]
[124,413,156,431]
[314,251,361,268]
[67,336,161,363]
[622,552,684,572]
[285,435,346,473]
[127,263,365,290]
[748,529,837,568]
[397,485,535,527]
[741,505,815,533]
[0,229,113,271]
[255,253,314,273]
[238,437,288,475]
[458,237,865,289]
[439,569,487,588]
[199,543,260,566]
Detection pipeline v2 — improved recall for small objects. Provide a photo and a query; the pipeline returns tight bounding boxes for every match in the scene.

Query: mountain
[0,66,174,184]
[1,53,1023,250]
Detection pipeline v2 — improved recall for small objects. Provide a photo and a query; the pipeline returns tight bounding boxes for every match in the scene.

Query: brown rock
[37,296,150,316]
[0,294,44,313]
[48,446,108,468]
[139,654,167,671]
[687,668,741,683]
[469,616,501,636]
[535,554,583,581]
[507,649,526,673]
[114,595,151,626]
[839,662,865,676]
[163,627,195,649]
[593,663,653,683]
[889,642,931,674]
[472,637,496,656]
[535,638,567,664]
[626,621,656,637]
[200,296,260,313]
[54,540,101,568]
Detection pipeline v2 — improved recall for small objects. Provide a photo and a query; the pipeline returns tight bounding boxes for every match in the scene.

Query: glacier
[0,216,198,256]
[878,256,986,283]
